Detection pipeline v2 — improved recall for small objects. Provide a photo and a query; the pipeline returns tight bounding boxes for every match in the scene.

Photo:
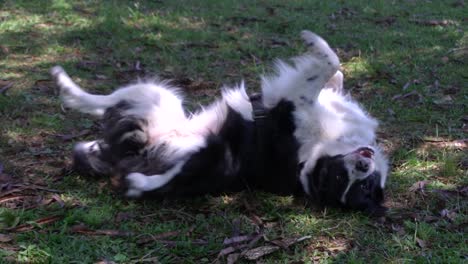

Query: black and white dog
[51,31,389,215]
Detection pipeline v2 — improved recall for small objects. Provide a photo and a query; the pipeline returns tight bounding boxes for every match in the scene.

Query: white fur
[126,160,186,197]
[222,83,253,121]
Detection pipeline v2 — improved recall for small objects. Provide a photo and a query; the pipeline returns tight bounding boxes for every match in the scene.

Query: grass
[0,0,467,263]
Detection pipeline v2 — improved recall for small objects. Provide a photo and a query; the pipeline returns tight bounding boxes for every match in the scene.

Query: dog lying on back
[51,31,389,215]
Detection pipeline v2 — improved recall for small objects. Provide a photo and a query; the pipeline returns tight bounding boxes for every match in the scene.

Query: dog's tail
[51,66,118,117]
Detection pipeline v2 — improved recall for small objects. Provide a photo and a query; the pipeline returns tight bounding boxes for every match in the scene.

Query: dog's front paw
[50,65,66,78]
[125,172,148,198]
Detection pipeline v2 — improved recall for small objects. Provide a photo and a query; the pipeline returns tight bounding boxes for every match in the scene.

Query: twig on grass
[0,82,13,95]
[9,215,62,232]
[70,224,134,237]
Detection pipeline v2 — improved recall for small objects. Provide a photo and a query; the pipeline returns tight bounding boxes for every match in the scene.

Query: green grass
[0,0,467,263]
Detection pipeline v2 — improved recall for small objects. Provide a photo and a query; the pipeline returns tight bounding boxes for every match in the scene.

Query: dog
[51,31,389,215]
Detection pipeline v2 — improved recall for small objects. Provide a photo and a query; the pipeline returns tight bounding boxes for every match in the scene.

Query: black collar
[250,93,267,120]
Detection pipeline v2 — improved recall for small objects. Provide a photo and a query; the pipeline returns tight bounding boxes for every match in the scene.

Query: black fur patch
[103,100,149,158]
[72,141,113,177]
[306,155,386,215]
[307,155,349,207]
[345,171,386,216]
[248,100,300,194]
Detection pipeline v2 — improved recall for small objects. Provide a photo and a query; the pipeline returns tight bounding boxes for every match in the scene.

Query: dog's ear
[324,70,343,93]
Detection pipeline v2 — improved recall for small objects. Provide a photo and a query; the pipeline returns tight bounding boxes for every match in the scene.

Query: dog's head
[301,144,388,216]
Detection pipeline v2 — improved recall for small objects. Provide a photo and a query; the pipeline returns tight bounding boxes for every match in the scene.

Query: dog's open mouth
[357,147,374,159]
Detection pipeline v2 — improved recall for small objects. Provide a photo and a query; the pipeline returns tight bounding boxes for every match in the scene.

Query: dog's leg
[261,30,340,109]
[50,66,118,117]
[125,160,186,197]
[323,70,344,94]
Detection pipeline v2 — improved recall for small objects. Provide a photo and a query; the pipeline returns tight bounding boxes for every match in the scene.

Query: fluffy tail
[50,66,117,117]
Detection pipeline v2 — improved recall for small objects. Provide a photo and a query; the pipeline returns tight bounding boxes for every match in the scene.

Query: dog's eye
[360,183,368,191]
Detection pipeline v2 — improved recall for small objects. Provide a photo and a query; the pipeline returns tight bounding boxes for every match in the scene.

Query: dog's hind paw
[125,172,148,198]
[301,30,328,52]
[300,30,340,78]
[50,65,65,78]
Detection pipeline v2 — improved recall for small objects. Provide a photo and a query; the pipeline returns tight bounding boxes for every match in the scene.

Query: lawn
[0,0,466,263]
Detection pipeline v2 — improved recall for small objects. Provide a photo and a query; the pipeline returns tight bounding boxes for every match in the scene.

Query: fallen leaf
[433,95,454,105]
[410,19,456,26]
[50,194,65,208]
[423,215,440,223]
[114,212,133,223]
[0,188,25,198]
[0,195,30,204]
[440,209,457,221]
[409,180,429,193]
[131,256,160,263]
[224,234,254,245]
[227,253,240,264]
[70,224,133,236]
[227,16,266,26]
[152,239,208,247]
[242,245,279,260]
[328,245,348,251]
[11,215,62,232]
[389,223,405,235]
[95,74,108,80]
[391,91,423,102]
[433,185,468,199]
[12,215,62,232]
[219,246,239,257]
[0,81,13,95]
[95,260,116,264]
[374,16,396,26]
[136,230,180,245]
[416,237,426,248]
[241,235,311,260]
[0,233,13,243]
[270,38,289,47]
[134,60,142,71]
[402,81,411,91]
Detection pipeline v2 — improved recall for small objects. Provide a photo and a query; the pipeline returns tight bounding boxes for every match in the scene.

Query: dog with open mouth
[51,31,389,215]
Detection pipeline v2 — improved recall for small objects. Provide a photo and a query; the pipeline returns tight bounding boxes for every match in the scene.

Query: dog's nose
[356,160,369,172]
